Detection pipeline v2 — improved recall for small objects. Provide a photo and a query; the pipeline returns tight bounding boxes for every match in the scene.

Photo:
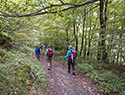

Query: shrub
[76,57,125,94]
[77,63,93,74]
[87,70,125,94]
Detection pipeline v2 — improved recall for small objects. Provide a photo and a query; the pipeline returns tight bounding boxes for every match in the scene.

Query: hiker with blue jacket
[35,46,41,60]
[64,45,77,75]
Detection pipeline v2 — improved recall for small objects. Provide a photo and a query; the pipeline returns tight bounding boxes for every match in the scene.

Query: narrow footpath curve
[40,56,101,95]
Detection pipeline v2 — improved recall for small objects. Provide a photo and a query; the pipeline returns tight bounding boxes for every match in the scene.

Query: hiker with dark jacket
[45,45,54,70]
[64,45,77,75]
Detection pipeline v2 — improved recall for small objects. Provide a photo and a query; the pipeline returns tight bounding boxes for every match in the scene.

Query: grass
[0,46,48,95]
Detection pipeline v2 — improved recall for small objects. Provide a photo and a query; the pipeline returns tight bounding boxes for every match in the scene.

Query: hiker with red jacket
[45,45,54,70]
[64,45,77,75]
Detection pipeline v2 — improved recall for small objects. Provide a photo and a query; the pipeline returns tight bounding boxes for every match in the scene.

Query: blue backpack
[35,48,40,55]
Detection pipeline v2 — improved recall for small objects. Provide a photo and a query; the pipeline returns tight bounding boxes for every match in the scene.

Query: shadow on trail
[40,56,101,95]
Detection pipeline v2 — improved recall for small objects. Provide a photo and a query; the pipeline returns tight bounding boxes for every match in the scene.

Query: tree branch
[0,0,99,17]
[86,4,98,14]
[59,0,64,4]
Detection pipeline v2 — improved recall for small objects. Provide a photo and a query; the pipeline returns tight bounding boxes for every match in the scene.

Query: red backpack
[70,50,77,60]
[48,49,53,57]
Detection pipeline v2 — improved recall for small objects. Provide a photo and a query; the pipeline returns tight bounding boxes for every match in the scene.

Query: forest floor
[40,56,101,95]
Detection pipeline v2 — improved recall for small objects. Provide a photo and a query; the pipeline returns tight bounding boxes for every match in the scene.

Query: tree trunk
[66,29,69,50]
[97,0,108,62]
[80,9,86,56]
[73,20,78,51]
[119,27,123,65]
[76,19,81,52]
[83,26,87,59]
[87,12,92,56]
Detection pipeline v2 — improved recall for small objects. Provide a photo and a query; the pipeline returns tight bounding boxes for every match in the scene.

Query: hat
[68,45,72,49]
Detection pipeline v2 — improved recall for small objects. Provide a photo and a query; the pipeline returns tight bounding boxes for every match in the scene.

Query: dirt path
[40,56,101,95]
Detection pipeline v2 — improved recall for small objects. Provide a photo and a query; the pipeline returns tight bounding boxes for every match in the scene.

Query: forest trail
[40,56,101,95]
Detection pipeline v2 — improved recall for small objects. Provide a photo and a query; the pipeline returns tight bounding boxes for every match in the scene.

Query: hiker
[64,45,77,75]
[42,44,45,52]
[40,44,43,50]
[40,44,45,56]
[45,45,54,70]
[35,46,41,60]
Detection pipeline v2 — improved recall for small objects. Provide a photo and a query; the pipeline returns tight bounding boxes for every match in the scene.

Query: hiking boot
[68,71,70,73]
[72,72,75,75]
[48,68,51,70]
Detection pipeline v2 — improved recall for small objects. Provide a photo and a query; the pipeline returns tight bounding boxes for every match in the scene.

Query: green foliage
[21,46,34,54]
[77,63,93,74]
[0,17,14,48]
[76,57,125,94]
[54,50,67,56]
[0,0,124,95]
[0,47,48,95]
[54,55,64,63]
[0,63,32,94]
[97,71,125,94]
[120,91,125,95]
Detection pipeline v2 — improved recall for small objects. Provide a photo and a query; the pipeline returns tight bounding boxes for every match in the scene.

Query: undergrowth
[76,56,125,95]
[0,46,48,95]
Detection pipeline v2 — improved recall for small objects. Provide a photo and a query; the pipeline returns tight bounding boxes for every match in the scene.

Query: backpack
[48,49,53,57]
[35,48,40,55]
[38,48,40,52]
[70,50,77,60]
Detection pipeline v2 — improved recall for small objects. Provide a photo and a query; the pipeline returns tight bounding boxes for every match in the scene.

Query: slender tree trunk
[110,33,114,63]
[76,19,81,52]
[80,9,86,56]
[73,20,78,51]
[87,12,92,56]
[103,0,108,63]
[66,29,69,50]
[116,53,119,64]
[90,16,98,57]
[97,0,104,60]
[119,27,123,65]
[97,0,108,62]
[83,26,87,59]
